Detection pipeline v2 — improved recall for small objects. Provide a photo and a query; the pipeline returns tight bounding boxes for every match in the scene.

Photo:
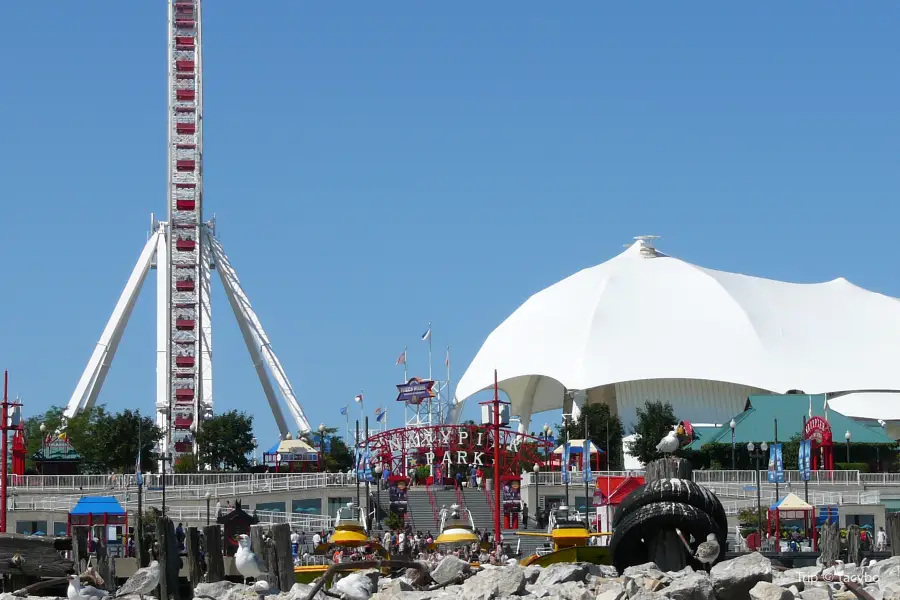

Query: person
[522,503,529,529]
[313,531,322,548]
[215,500,223,517]
[878,526,888,551]
[290,529,300,556]
[175,523,186,551]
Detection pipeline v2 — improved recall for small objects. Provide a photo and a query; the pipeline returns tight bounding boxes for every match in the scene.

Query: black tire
[613,479,728,537]
[609,501,721,574]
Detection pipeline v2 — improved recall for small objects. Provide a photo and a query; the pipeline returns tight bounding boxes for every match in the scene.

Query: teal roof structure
[686,394,896,450]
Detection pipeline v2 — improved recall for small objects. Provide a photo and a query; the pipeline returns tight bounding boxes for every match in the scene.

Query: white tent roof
[454,238,900,421]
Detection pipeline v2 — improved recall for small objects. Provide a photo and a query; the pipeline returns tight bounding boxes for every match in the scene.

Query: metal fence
[691,470,862,486]
[6,472,357,494]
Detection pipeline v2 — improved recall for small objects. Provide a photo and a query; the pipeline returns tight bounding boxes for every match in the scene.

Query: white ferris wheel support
[64,224,309,439]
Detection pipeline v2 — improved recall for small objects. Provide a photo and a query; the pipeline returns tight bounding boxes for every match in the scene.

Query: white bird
[694,533,721,571]
[67,574,105,600]
[235,534,268,585]
[116,560,160,599]
[656,431,680,454]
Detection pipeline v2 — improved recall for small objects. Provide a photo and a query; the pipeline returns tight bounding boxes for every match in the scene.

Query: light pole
[318,423,326,472]
[729,419,736,470]
[747,441,768,544]
[374,464,383,528]
[845,430,851,463]
[205,490,212,525]
[39,423,46,472]
[532,463,540,530]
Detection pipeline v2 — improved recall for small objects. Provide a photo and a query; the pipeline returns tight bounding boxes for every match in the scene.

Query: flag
[340,406,347,416]
[375,406,383,416]
[355,394,364,403]
[561,442,571,484]
[583,439,593,484]
[808,395,812,419]
[376,410,386,423]
[421,326,431,341]
[396,351,406,365]
[445,347,450,367]
[135,448,144,486]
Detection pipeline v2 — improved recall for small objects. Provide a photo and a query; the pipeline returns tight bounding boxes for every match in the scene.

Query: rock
[333,570,379,600]
[883,581,900,600]
[526,585,552,598]
[629,592,668,600]
[666,566,695,580]
[625,578,640,598]
[524,565,543,584]
[430,555,471,585]
[597,589,627,600]
[557,581,593,600]
[624,563,661,578]
[775,565,821,591]
[800,587,833,600]
[661,572,715,600]
[286,583,327,600]
[195,581,253,600]
[535,563,588,587]
[710,553,774,600]
[587,564,620,579]
[749,581,794,600]
[458,566,527,600]
[789,586,801,597]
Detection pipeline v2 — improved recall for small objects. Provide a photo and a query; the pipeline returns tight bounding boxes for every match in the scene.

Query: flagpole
[446,345,451,423]
[404,346,408,382]
[428,323,433,381]
[359,391,364,442]
[345,406,350,443]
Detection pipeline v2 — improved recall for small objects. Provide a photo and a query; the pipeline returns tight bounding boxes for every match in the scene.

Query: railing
[524,471,644,486]
[7,472,358,494]
[691,470,861,486]
[860,473,900,486]
[704,485,879,508]
[425,485,438,528]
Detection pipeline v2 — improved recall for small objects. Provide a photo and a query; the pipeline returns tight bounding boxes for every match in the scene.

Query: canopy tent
[552,439,605,471]
[67,496,128,549]
[452,238,900,432]
[768,493,817,552]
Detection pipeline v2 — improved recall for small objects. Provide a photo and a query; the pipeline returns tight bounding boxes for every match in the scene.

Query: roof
[70,496,124,516]
[32,439,81,462]
[453,239,900,420]
[552,439,605,454]
[772,493,813,511]
[686,394,896,450]
[265,438,318,455]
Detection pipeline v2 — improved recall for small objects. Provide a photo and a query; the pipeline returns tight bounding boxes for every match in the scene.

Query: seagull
[67,574,105,600]
[694,533,721,571]
[116,560,160,599]
[656,431,680,454]
[235,534,268,585]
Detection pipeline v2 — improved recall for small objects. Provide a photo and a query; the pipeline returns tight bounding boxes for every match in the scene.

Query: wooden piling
[819,521,841,567]
[887,513,900,556]
[92,525,116,592]
[157,516,182,600]
[185,527,203,589]
[272,523,294,592]
[72,526,90,575]
[847,524,862,566]
[250,525,279,589]
[202,525,225,583]
[644,457,693,572]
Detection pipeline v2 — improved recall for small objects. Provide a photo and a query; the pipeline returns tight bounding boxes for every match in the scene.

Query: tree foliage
[196,410,257,471]
[300,426,354,472]
[25,406,162,474]
[627,400,679,466]
[558,404,626,471]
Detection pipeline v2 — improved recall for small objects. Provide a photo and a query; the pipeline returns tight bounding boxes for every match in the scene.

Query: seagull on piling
[656,430,680,454]
[116,560,160,599]
[67,574,105,600]
[694,533,721,571]
[235,534,268,585]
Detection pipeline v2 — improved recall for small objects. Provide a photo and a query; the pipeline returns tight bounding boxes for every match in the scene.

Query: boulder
[430,555,471,586]
[799,587,833,600]
[749,581,794,600]
[660,572,714,600]
[710,553,774,600]
[524,565,543,584]
[535,563,588,587]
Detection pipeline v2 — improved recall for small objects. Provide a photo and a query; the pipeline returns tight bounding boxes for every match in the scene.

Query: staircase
[404,489,438,532]
[461,486,552,558]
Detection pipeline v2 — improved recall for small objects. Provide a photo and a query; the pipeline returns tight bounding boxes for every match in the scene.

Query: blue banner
[364,446,373,482]
[583,440,593,484]
[561,442,571,484]
[799,440,811,481]
[767,443,785,483]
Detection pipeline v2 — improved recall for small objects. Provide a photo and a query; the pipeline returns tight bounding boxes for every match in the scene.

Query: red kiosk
[767,492,817,552]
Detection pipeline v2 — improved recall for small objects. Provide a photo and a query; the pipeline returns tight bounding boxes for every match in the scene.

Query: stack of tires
[609,478,727,574]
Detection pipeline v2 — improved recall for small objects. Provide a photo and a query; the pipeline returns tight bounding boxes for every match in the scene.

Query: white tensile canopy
[452,238,900,430]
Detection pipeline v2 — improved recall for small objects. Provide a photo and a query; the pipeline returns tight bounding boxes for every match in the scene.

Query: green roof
[687,394,896,450]
[32,439,81,462]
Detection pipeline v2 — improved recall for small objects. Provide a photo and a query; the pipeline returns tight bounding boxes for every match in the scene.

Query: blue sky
[0,3,897,451]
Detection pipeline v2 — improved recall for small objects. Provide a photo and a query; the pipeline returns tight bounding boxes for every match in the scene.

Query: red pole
[493,370,501,554]
[1,370,8,533]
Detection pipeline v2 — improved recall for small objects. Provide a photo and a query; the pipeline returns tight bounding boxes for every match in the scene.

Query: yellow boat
[296,503,386,584]
[434,504,480,548]
[516,505,612,566]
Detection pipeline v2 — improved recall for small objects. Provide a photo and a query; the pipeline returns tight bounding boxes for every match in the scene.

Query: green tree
[174,454,199,473]
[558,404,626,471]
[196,410,257,470]
[25,406,161,474]
[627,400,679,466]
[301,427,354,472]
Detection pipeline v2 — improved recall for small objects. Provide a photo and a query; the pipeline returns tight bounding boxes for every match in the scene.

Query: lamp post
[532,462,540,529]
[845,430,851,463]
[318,423,326,471]
[747,441,768,543]
[374,464,383,528]
[39,423,46,472]
[729,419,736,470]
[205,490,212,525]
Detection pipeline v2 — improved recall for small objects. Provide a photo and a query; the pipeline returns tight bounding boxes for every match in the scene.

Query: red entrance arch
[803,416,834,470]
[365,424,553,483]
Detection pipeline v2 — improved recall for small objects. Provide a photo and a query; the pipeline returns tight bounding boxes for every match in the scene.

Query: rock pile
[9,553,900,600]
